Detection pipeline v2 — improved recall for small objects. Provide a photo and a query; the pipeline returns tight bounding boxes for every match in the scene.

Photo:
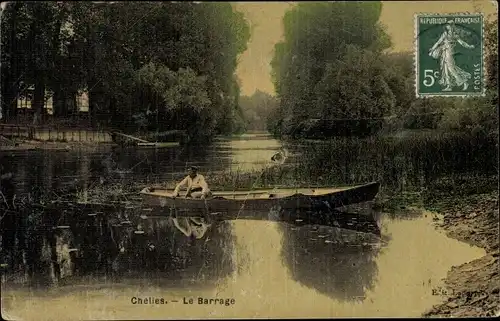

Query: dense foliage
[238,90,278,131]
[0,2,250,141]
[269,2,393,138]
[268,2,498,138]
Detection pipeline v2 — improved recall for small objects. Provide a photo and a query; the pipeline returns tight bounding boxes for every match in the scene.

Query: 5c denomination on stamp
[415,13,484,97]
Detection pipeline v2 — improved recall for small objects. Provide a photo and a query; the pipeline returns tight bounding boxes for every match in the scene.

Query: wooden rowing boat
[139,182,380,214]
[137,182,381,234]
[28,182,381,234]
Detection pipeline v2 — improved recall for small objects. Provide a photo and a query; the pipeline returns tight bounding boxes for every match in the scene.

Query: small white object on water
[134,230,145,235]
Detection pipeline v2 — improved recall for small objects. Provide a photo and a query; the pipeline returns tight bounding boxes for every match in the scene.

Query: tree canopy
[268,2,498,138]
[269,1,392,138]
[239,90,279,131]
[1,2,250,141]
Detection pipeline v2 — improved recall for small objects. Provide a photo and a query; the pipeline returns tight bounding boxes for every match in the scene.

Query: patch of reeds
[284,130,497,191]
[75,181,142,203]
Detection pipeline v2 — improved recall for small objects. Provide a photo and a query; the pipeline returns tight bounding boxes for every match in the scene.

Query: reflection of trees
[1,204,235,288]
[1,142,235,288]
[50,206,235,288]
[279,223,381,302]
[112,216,234,284]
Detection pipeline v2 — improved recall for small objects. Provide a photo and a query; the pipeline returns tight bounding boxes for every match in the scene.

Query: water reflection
[2,142,237,197]
[217,134,283,171]
[1,132,496,318]
[279,224,381,301]
[1,212,486,319]
[1,201,234,288]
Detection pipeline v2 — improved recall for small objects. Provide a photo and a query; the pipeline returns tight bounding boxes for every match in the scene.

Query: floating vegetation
[75,182,142,204]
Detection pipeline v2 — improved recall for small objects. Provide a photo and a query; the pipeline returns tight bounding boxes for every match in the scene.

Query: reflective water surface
[1,217,484,319]
[0,133,488,318]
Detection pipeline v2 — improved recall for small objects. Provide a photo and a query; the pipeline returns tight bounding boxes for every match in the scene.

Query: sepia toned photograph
[0,1,498,319]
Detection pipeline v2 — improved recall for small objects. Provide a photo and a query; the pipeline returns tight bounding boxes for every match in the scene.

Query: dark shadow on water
[1,200,234,289]
[278,222,381,302]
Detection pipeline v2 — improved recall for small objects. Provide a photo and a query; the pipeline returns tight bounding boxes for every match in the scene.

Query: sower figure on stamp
[172,166,212,199]
[429,22,475,91]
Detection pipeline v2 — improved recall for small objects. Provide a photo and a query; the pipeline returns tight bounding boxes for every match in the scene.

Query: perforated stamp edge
[413,12,486,98]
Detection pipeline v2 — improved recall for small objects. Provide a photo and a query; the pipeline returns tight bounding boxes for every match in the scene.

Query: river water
[0,133,488,318]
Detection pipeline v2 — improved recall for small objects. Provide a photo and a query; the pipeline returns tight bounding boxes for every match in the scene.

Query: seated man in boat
[172,166,211,199]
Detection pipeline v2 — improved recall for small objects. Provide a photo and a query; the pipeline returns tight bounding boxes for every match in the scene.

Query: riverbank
[0,138,180,151]
[422,189,499,318]
[374,175,499,317]
[0,139,115,151]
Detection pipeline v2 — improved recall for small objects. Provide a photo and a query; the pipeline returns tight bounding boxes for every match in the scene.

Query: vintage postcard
[1,1,498,320]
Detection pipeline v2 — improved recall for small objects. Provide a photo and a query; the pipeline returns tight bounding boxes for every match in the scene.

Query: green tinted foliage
[239,90,279,131]
[270,2,392,138]
[135,63,211,114]
[1,2,250,138]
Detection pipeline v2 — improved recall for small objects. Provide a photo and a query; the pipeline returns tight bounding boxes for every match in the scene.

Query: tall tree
[270,1,391,138]
[1,2,250,139]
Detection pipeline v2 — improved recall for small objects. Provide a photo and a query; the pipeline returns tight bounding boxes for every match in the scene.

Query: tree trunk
[52,88,63,117]
[1,3,21,122]
[88,88,98,128]
[32,75,46,125]
[49,6,65,118]
[1,76,18,123]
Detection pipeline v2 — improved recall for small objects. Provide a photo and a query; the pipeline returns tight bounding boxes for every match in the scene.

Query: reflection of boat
[140,182,380,213]
[43,182,381,235]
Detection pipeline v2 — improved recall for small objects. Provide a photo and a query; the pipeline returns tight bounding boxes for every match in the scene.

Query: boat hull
[140,182,380,214]
[37,182,381,235]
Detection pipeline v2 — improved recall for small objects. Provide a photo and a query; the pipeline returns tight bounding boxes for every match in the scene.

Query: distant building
[77,91,89,112]
[16,86,89,115]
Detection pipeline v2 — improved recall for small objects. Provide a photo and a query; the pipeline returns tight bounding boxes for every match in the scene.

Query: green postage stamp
[415,13,484,97]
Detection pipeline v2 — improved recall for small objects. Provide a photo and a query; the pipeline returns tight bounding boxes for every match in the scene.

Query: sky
[233,0,498,96]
